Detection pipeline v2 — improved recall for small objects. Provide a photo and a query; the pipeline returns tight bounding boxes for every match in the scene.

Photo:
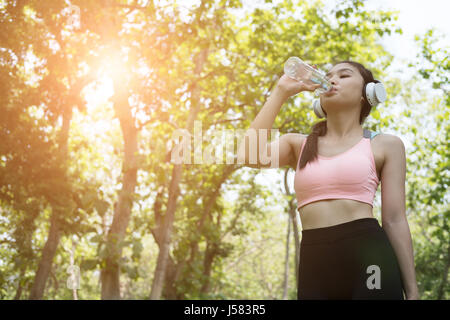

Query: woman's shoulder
[378,132,405,150]
[372,132,405,167]
[372,132,404,147]
[284,133,308,170]
[285,132,308,150]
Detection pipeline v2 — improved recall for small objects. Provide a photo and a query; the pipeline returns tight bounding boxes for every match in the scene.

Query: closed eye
[340,75,350,78]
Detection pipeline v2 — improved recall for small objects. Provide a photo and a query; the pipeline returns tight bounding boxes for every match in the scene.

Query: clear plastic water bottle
[284,57,332,96]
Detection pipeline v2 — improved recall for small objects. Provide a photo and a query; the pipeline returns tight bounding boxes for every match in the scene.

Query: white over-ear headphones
[313,99,326,118]
[313,81,387,118]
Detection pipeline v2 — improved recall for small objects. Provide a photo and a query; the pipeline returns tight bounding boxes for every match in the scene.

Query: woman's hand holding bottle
[274,73,322,100]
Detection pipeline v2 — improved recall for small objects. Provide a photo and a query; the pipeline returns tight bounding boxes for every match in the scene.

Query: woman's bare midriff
[298,199,375,230]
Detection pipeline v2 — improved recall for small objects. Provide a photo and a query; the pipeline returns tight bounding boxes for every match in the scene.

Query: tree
[404,28,449,299]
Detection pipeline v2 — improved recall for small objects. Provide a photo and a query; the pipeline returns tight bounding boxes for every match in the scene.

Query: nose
[328,75,337,85]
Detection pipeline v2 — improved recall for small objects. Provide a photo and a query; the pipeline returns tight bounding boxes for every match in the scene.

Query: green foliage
[0,0,447,300]
[412,29,449,106]
[394,28,449,300]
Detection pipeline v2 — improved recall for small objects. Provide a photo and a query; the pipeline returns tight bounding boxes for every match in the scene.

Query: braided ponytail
[298,120,327,170]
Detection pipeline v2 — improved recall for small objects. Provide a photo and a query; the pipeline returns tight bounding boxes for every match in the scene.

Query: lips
[324,87,337,95]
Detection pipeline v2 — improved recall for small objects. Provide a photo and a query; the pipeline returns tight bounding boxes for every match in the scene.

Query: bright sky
[366,0,449,44]
[365,0,449,71]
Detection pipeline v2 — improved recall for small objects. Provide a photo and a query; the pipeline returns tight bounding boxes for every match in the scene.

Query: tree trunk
[29,106,72,300]
[437,244,450,299]
[29,212,62,299]
[162,256,185,299]
[200,242,218,295]
[101,78,138,300]
[283,169,300,286]
[156,169,233,301]
[151,188,186,300]
[282,214,291,300]
[149,164,182,300]
[291,208,300,287]
[149,48,209,300]
[14,265,26,300]
[186,166,235,271]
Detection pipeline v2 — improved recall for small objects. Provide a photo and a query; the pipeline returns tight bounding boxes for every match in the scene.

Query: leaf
[90,234,103,243]
[95,199,109,217]
[81,259,98,270]
[132,240,143,258]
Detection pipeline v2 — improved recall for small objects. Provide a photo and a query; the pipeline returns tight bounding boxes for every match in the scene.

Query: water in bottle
[284,57,332,96]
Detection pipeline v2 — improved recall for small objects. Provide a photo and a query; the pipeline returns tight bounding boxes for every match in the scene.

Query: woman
[237,60,419,300]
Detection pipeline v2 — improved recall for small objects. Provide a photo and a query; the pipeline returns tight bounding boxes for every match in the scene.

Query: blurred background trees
[0,0,448,299]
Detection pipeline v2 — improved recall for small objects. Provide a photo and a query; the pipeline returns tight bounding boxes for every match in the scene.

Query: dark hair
[298,60,376,170]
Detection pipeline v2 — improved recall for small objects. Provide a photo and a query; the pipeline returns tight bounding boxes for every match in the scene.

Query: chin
[321,100,347,109]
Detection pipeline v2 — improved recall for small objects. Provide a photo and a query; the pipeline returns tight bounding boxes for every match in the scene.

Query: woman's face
[321,63,365,108]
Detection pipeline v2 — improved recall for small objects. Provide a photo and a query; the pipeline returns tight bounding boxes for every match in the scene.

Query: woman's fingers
[303,83,322,92]
[277,75,323,96]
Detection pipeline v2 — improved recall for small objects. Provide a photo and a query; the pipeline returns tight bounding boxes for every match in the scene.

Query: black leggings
[297,218,404,300]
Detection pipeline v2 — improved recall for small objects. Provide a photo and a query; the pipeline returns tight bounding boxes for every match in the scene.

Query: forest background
[0,0,448,300]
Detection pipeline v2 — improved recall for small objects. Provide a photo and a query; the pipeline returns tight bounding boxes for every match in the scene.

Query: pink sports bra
[294,129,381,210]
